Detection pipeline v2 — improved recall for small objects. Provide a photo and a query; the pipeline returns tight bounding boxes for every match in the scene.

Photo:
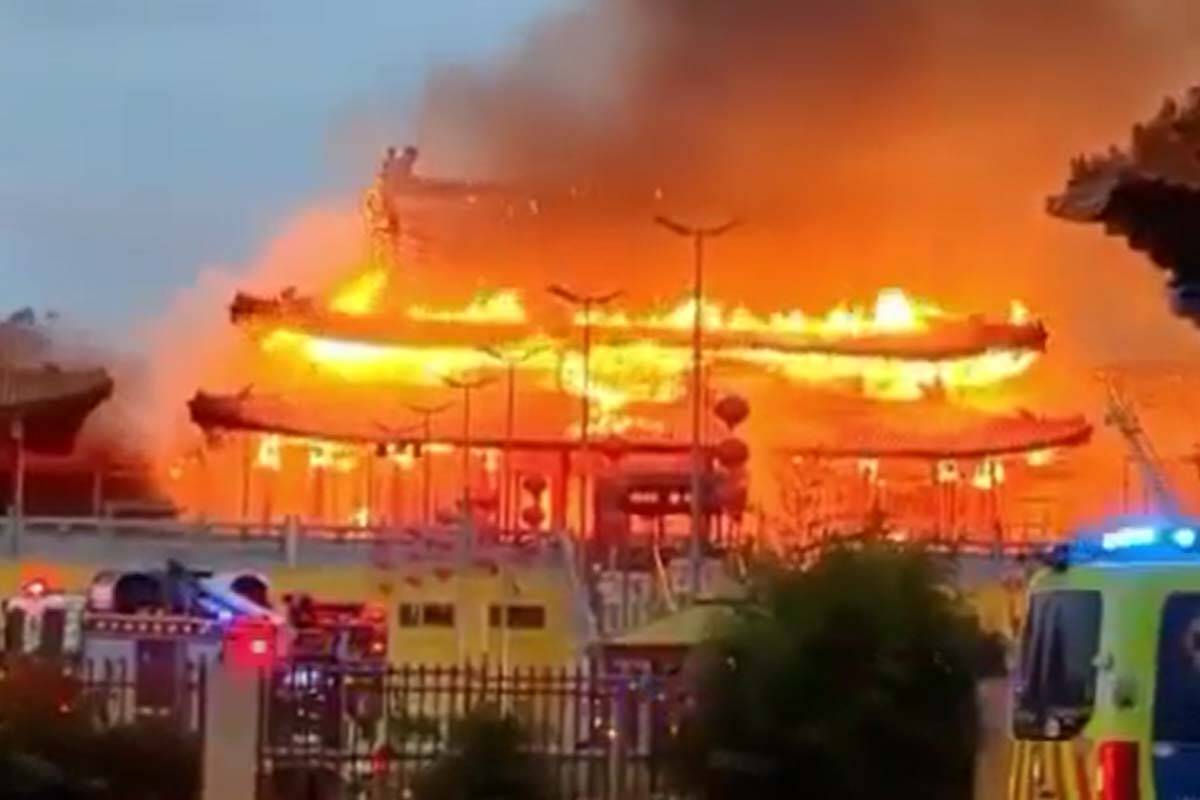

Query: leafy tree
[674,546,998,800]
[413,705,553,800]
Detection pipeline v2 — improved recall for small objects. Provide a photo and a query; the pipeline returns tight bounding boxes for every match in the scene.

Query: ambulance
[1009,519,1200,800]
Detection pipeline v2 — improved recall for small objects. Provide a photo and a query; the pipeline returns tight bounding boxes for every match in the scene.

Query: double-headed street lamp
[404,400,452,526]
[653,215,742,597]
[479,344,547,531]
[441,373,498,522]
[547,285,623,540]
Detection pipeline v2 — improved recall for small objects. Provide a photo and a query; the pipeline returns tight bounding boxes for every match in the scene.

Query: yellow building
[0,526,596,670]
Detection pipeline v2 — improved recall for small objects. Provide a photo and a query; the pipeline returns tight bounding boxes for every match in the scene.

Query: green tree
[674,546,1000,800]
[413,705,553,800]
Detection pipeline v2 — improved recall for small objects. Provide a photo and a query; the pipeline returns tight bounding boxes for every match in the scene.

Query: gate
[255,662,690,800]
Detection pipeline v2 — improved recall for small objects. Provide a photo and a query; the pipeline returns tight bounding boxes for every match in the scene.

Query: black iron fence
[256,662,691,800]
[0,655,209,735]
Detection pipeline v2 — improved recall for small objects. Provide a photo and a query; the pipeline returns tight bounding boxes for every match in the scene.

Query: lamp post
[405,401,452,526]
[479,345,546,531]
[653,215,742,597]
[441,374,497,521]
[547,285,623,541]
[9,418,23,557]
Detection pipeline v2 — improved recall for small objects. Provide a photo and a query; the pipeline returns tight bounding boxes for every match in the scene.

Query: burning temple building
[169,148,1099,554]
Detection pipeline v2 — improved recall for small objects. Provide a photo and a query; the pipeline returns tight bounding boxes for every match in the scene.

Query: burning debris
[1050,87,1200,323]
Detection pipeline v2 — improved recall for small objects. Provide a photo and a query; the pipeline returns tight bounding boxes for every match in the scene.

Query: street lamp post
[653,215,742,597]
[548,286,623,542]
[480,345,546,531]
[405,401,452,526]
[441,374,497,522]
[9,418,23,557]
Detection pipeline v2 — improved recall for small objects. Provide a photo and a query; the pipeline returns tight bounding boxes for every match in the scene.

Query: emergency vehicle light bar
[1053,517,1200,566]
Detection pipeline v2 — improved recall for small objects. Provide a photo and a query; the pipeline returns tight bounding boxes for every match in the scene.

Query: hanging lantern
[714,438,750,469]
[713,394,750,430]
[521,505,546,529]
[596,436,629,462]
[523,474,548,496]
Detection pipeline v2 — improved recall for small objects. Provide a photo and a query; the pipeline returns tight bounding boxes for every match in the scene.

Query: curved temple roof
[230,289,1047,362]
[0,367,114,454]
[190,390,1089,460]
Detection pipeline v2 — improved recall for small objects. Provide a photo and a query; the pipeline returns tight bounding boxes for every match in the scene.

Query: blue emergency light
[1052,518,1200,567]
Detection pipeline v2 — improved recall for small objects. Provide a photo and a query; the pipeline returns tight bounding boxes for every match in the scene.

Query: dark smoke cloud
[407,0,1200,364]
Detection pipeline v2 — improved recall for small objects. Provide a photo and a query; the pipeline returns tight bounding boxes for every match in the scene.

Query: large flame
[251,284,1040,426]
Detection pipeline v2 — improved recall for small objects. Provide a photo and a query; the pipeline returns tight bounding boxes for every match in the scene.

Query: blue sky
[0,0,562,339]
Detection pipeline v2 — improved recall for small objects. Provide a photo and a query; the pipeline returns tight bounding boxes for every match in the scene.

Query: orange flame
[254,287,1040,427]
[254,434,281,471]
[330,269,388,315]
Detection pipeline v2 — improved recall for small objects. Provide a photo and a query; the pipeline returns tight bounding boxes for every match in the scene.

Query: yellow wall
[2,560,586,670]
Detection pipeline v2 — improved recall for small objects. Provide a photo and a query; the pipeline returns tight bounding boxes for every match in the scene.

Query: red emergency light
[225,618,279,669]
[22,578,48,598]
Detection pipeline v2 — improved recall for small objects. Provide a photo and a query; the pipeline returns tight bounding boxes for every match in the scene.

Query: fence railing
[256,662,691,800]
[0,655,209,736]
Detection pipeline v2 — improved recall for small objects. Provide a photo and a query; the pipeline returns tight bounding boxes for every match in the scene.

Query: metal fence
[256,662,691,800]
[0,655,209,735]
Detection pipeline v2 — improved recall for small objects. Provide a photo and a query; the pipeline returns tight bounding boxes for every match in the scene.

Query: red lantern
[596,436,629,462]
[522,474,548,496]
[714,437,749,469]
[433,567,453,582]
[521,505,546,529]
[713,394,750,430]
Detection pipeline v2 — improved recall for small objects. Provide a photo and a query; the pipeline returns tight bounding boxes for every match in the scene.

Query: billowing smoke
[139,206,364,460]
[141,0,1200,518]
[408,0,1200,363]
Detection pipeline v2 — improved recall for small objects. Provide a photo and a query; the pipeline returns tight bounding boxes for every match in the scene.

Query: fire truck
[261,596,390,798]
[265,596,389,747]
[1,562,289,723]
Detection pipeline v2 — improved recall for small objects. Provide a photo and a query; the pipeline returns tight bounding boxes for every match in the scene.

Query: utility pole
[547,285,623,542]
[654,215,742,597]
[480,345,546,531]
[405,401,452,526]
